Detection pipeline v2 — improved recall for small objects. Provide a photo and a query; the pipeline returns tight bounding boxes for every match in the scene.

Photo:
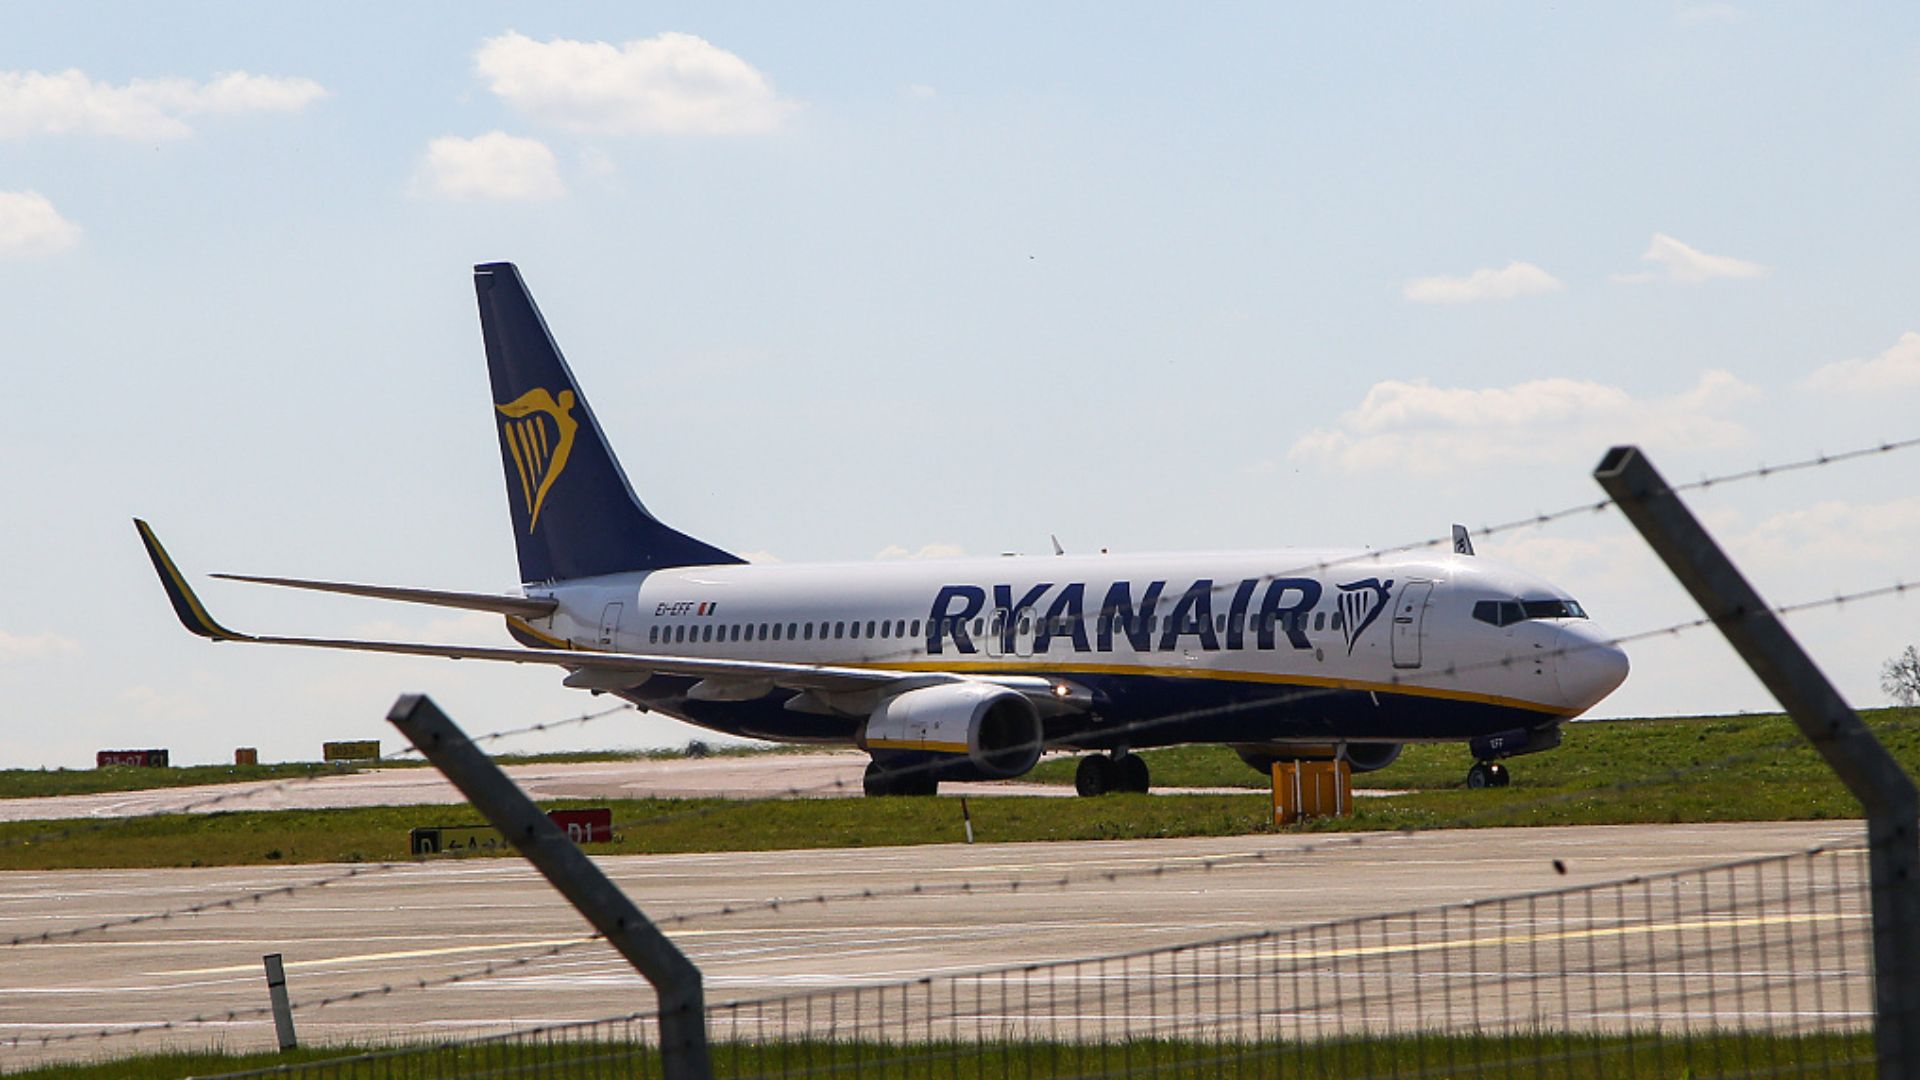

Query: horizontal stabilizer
[211,573,557,618]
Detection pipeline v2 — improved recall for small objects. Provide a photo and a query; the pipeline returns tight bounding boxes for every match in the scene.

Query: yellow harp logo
[496,388,579,533]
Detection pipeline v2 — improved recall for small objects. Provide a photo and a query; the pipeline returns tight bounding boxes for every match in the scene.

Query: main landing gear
[864,761,938,797]
[1465,761,1510,789]
[1074,752,1151,796]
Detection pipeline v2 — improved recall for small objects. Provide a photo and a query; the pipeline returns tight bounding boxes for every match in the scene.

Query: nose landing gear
[1465,761,1510,789]
[1075,752,1151,796]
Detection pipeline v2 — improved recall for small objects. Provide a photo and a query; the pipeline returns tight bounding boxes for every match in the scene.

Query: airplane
[138,262,1629,797]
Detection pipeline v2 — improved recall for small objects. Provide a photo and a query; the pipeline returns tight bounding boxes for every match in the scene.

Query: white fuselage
[505,548,1628,751]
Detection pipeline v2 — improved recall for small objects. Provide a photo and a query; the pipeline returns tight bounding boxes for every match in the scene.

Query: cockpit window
[1474,598,1586,627]
[1472,600,1524,627]
[1521,598,1586,620]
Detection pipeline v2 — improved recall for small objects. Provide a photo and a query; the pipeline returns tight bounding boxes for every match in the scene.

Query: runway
[0,752,1261,823]
[0,819,1866,1070]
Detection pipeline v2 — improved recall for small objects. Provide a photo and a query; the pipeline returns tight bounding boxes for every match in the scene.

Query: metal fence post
[1595,444,1920,1077]
[262,953,297,1051]
[386,693,712,1080]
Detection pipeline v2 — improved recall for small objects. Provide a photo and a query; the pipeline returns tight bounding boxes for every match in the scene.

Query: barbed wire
[10,569,1908,958]
[11,584,1908,1052]
[8,435,1912,1050]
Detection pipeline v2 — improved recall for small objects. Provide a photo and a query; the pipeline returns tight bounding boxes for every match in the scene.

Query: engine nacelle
[1234,741,1404,775]
[863,683,1044,780]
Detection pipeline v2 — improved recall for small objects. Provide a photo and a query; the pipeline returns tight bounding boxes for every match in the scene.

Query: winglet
[1451,523,1476,557]
[133,519,248,641]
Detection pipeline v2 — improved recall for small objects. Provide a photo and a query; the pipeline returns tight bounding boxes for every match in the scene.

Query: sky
[2,3,1917,768]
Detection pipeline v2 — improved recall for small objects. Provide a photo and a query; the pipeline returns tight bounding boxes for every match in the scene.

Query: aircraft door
[1391,582,1434,669]
[984,610,1008,658]
[599,602,624,647]
[1013,610,1036,658]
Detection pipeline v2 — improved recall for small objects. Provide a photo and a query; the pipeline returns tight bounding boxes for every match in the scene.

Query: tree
[1884,646,1920,706]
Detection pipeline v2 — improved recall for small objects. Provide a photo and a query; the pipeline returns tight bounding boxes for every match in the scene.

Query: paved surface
[0,753,1268,822]
[0,819,1867,1069]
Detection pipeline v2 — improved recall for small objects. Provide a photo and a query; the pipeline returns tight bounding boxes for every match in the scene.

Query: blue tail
[475,262,743,583]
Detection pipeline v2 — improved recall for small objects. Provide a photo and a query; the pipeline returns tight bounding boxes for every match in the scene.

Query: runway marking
[170,937,593,976]
[1236,910,1867,964]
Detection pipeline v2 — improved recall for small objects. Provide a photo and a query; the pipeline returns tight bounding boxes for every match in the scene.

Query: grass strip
[10,1030,1873,1079]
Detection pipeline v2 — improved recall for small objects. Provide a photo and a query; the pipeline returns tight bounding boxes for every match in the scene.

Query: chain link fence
[201,841,1872,1079]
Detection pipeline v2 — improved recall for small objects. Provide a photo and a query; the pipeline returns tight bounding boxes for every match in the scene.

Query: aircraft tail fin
[474,262,743,583]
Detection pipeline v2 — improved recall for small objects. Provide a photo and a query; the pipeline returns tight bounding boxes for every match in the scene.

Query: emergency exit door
[1391,582,1434,669]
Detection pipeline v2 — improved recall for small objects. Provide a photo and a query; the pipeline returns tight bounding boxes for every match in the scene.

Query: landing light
[1052,683,1071,697]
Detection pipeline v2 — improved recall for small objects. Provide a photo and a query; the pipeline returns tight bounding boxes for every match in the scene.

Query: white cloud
[1611,233,1768,284]
[475,31,799,136]
[1289,370,1759,473]
[1738,495,1920,570]
[1804,331,1920,394]
[0,629,79,659]
[414,132,566,202]
[0,191,80,257]
[876,543,969,560]
[0,68,325,140]
[1403,261,1564,304]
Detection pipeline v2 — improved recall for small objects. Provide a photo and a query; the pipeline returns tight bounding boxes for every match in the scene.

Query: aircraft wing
[136,520,1081,705]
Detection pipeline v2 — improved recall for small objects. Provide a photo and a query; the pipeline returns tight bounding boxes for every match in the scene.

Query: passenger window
[649,626,659,644]
[703,625,713,642]
[1314,612,1325,631]
[731,625,741,642]
[1332,612,1344,630]
[909,619,920,637]
[675,625,686,643]
[834,621,845,639]
[866,620,876,638]
[973,618,984,636]
[879,620,891,639]
[771,623,782,640]
[1018,615,1030,634]
[804,623,814,641]
[848,621,860,639]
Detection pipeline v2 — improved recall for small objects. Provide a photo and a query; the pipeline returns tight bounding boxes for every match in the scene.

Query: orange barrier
[1271,759,1352,825]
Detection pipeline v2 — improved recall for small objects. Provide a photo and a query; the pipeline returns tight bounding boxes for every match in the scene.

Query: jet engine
[862,683,1044,779]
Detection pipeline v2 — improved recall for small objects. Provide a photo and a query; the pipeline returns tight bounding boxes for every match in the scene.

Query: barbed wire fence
[197,841,1876,1079]
[1,436,1914,1076]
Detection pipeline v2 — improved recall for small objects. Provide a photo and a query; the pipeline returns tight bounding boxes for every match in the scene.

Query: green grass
[7,1031,1873,1079]
[5,708,1914,870]
[1028,705,1920,794]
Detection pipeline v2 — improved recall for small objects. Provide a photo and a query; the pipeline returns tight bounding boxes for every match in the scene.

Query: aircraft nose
[1556,623,1629,713]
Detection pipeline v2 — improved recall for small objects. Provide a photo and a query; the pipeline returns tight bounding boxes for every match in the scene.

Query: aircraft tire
[1075,755,1115,797]
[863,761,895,797]
[1467,761,1513,789]
[1116,754,1150,794]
